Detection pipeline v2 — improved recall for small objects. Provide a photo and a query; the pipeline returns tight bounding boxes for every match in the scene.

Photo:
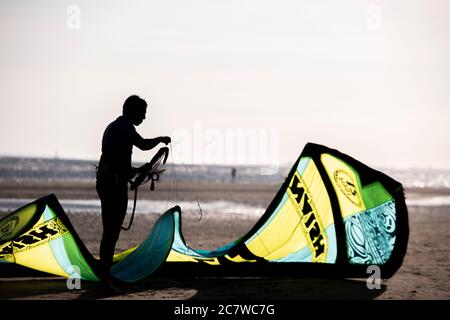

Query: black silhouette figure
[96,95,170,290]
[231,167,237,182]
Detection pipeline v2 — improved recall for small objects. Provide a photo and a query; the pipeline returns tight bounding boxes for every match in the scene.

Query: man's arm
[134,135,171,151]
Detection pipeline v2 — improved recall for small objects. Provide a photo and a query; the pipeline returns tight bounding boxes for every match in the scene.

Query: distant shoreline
[1,179,449,199]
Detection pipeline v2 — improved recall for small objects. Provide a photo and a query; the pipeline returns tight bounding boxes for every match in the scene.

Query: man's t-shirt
[97,115,141,183]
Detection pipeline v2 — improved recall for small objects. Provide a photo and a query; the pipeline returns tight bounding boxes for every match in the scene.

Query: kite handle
[122,148,169,231]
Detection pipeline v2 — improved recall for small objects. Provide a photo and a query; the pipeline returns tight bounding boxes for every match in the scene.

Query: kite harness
[121,146,169,230]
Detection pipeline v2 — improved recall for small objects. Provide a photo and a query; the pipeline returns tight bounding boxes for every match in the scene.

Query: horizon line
[1,153,450,172]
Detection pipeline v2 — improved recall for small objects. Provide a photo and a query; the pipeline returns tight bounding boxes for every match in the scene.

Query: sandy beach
[0,180,449,300]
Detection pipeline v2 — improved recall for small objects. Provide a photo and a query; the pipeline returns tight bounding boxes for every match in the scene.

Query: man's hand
[160,136,171,145]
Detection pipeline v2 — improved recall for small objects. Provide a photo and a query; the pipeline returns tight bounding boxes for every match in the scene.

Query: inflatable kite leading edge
[0,143,409,282]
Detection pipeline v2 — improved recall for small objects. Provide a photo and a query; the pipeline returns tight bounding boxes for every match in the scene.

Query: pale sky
[0,0,449,169]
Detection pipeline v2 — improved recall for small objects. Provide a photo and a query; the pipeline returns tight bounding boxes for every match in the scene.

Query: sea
[0,156,449,216]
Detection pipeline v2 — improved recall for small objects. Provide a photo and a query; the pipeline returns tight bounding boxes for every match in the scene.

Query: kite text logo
[0,216,19,240]
[0,218,68,259]
[334,170,362,207]
[288,172,326,261]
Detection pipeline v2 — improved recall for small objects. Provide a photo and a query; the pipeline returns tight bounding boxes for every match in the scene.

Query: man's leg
[98,185,128,284]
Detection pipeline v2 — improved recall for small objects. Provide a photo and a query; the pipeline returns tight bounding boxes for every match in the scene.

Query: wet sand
[0,181,449,300]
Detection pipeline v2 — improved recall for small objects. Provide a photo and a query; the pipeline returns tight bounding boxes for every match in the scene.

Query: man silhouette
[96,95,170,289]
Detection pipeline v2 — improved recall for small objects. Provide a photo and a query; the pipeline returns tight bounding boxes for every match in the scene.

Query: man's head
[123,95,147,126]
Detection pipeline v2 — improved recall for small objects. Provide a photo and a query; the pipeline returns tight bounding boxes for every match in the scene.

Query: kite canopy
[0,143,408,281]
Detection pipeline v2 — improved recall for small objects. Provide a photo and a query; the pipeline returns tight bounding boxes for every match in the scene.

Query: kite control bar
[122,146,170,231]
[129,146,169,191]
